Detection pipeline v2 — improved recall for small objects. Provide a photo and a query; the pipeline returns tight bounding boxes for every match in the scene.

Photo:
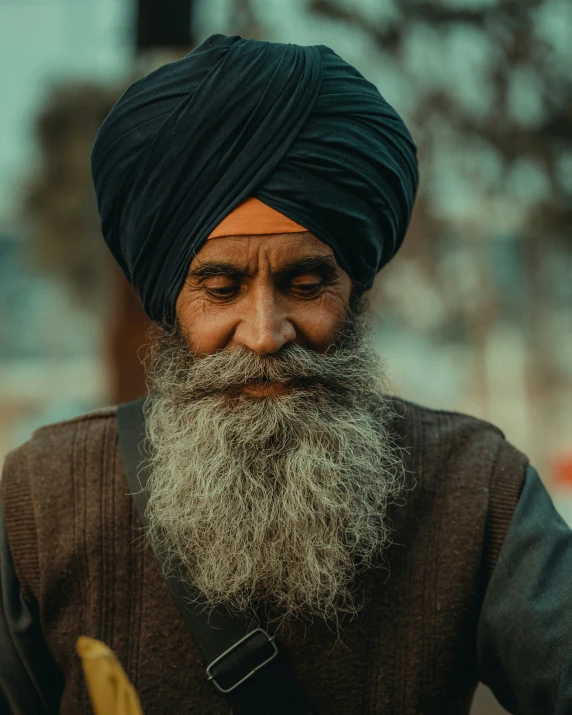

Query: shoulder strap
[117,399,318,715]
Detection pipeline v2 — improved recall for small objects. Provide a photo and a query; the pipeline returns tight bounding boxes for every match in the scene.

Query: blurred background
[0,1,570,711]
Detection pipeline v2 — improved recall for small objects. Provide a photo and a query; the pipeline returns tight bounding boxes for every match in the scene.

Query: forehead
[191,231,336,269]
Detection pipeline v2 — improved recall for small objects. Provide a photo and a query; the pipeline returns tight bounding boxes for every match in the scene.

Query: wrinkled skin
[176,231,353,396]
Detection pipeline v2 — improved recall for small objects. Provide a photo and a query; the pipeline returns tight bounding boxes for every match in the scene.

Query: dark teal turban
[92,34,419,326]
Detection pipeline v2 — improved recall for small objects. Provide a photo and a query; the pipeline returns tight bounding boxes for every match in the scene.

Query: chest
[50,533,480,715]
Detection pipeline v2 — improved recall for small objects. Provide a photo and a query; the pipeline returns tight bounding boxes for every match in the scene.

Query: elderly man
[1,34,571,715]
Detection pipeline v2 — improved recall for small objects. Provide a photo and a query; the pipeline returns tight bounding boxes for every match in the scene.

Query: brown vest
[1,398,527,714]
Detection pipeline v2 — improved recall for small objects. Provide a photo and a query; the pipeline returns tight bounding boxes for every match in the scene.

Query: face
[146,231,403,623]
[175,232,352,396]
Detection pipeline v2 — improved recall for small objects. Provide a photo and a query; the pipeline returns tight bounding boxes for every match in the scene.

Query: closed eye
[205,285,239,300]
[292,282,322,292]
[208,286,236,294]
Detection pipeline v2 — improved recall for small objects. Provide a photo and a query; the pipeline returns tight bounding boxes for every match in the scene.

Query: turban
[92,34,419,326]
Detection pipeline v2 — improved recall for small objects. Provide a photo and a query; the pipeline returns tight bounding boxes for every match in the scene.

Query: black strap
[117,399,318,715]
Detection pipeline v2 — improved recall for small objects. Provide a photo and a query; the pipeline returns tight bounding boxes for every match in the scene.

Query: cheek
[295,274,352,350]
[293,295,349,351]
[176,294,236,355]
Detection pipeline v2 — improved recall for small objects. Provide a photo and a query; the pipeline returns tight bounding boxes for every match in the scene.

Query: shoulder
[3,406,119,475]
[388,395,528,496]
[1,406,120,514]
[387,397,528,578]
[1,406,121,603]
[26,405,118,452]
[389,395,525,461]
[390,395,505,443]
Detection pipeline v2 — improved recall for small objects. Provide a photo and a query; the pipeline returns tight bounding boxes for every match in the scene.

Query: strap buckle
[206,627,279,694]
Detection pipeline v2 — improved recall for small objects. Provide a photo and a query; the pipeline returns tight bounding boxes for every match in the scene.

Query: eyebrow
[188,255,338,281]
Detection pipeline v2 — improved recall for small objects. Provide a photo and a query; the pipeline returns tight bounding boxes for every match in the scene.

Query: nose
[233,286,296,355]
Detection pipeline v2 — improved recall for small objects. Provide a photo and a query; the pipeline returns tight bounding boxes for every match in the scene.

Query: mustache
[153,335,381,397]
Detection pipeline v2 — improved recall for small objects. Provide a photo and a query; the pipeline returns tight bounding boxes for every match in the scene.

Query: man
[1,34,571,715]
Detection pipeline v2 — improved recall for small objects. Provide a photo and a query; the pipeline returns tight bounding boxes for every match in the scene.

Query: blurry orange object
[552,454,572,488]
[77,636,144,715]
[550,453,572,528]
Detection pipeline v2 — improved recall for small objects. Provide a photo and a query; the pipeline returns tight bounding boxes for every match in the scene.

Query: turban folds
[92,34,419,326]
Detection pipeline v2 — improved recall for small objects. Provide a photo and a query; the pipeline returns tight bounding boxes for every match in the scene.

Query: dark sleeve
[0,495,63,714]
[477,465,572,714]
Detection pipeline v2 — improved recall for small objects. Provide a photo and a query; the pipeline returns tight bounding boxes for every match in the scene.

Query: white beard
[143,314,404,625]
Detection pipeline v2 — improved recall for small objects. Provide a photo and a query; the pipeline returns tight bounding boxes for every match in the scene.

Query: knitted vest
[1,398,527,714]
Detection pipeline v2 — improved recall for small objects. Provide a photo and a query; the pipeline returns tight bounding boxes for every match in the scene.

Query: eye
[205,286,239,299]
[202,277,240,300]
[290,279,323,296]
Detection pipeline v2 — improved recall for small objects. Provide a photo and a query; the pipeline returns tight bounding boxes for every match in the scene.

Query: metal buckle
[206,628,279,694]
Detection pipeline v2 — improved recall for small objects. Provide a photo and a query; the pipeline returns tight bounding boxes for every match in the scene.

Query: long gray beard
[143,312,404,624]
